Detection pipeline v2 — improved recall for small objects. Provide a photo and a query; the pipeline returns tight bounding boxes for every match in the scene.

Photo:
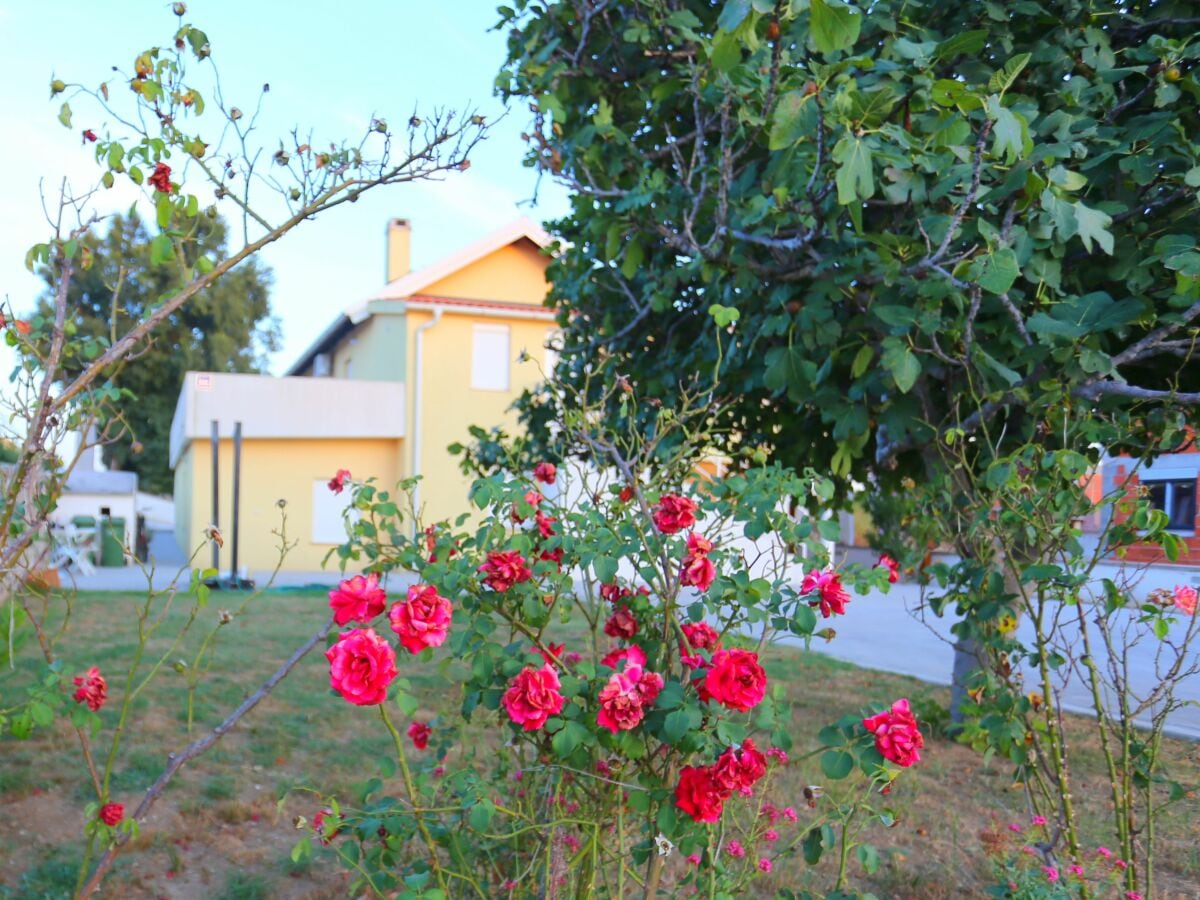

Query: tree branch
[79,616,335,897]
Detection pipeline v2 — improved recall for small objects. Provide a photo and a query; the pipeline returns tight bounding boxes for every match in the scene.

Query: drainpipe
[410,307,443,531]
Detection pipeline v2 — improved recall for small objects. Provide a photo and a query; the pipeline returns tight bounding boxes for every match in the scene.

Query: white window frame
[471,324,511,392]
[1145,477,1197,534]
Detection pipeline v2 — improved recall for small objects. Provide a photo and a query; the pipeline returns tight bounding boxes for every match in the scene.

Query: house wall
[330,311,407,382]
[174,445,195,554]
[184,437,403,573]
[405,308,556,525]
[1110,445,1200,566]
[423,241,549,302]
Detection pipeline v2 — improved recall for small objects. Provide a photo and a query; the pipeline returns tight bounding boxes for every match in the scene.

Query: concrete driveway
[788,562,1200,741]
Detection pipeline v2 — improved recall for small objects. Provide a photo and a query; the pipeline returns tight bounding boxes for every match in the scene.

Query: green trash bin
[71,515,97,564]
[99,517,127,567]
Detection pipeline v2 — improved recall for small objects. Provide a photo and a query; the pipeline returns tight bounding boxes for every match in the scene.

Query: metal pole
[231,421,242,585]
[210,419,219,573]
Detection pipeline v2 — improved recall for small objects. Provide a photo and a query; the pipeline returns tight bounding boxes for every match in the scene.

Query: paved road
[788,569,1200,741]
[57,539,1199,739]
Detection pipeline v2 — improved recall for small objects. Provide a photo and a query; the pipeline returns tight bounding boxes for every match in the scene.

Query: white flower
[654,833,674,857]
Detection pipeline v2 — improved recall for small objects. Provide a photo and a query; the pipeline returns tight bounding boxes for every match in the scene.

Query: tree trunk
[950,633,984,724]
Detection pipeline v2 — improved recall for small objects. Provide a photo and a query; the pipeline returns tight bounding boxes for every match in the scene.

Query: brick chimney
[386,218,411,283]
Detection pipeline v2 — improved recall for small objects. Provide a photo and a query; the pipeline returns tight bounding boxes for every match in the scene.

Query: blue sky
[0,1,570,375]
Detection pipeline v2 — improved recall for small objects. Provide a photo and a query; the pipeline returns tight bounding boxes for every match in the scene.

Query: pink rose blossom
[726,840,745,858]
[876,553,900,583]
[328,573,387,626]
[782,807,797,822]
[1096,847,1112,858]
[862,698,925,767]
[533,461,557,485]
[502,664,565,731]
[686,853,701,866]
[1068,864,1084,877]
[758,858,772,873]
[388,584,453,654]
[601,644,647,669]
[1174,584,1197,615]
[1031,815,1047,826]
[1043,866,1059,883]
[681,553,716,591]
[800,568,850,617]
[1007,823,1022,833]
[597,665,650,733]
[327,468,351,493]
[326,628,397,706]
[763,829,779,842]
[73,666,108,712]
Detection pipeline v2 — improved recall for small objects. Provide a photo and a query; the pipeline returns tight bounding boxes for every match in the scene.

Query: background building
[171,217,555,574]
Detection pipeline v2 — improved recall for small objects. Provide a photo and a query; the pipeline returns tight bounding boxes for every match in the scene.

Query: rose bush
[295,385,926,896]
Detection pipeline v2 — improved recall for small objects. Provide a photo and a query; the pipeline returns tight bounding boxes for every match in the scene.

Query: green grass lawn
[0,589,1196,898]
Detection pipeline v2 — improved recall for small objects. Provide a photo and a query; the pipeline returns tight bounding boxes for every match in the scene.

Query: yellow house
[170,217,555,573]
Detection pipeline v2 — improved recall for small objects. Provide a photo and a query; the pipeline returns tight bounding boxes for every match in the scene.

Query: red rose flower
[73,666,108,712]
[535,510,557,539]
[407,721,432,750]
[539,547,564,568]
[603,605,639,640]
[388,584,453,654]
[681,621,721,652]
[681,554,716,591]
[601,644,647,669]
[636,668,664,705]
[537,642,566,667]
[312,807,340,845]
[712,738,768,796]
[619,484,635,504]
[534,461,557,485]
[502,663,565,731]
[674,766,725,822]
[800,568,850,618]
[326,628,397,706]
[653,493,698,534]
[83,129,98,142]
[703,648,767,711]
[876,554,900,583]
[98,802,124,826]
[600,582,631,605]
[328,468,351,493]
[148,161,172,193]
[686,533,713,557]
[328,572,386,626]
[480,550,533,592]
[862,698,924,767]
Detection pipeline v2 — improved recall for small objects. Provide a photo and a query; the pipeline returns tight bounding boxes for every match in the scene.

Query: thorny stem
[378,703,462,898]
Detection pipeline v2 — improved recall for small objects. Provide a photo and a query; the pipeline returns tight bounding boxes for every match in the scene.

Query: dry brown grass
[0,590,1196,898]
